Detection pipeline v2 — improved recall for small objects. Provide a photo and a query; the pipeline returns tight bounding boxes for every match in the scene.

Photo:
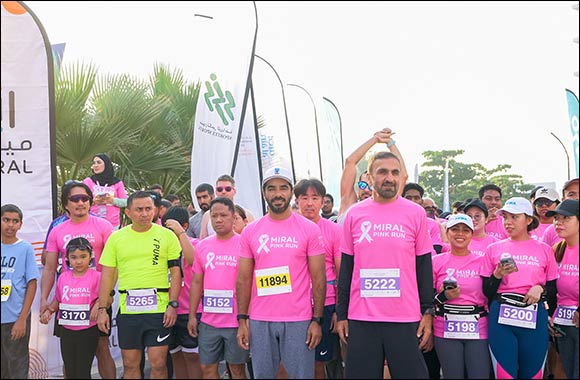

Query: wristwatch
[311,316,323,325]
[423,307,435,317]
[168,300,179,309]
[237,314,250,321]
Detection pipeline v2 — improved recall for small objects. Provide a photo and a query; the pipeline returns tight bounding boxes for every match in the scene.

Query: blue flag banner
[565,89,579,177]
[51,42,65,72]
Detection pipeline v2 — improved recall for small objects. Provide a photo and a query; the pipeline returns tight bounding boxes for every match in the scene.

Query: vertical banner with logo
[318,97,344,202]
[1,1,57,377]
[285,84,322,182]
[233,88,265,217]
[190,1,257,210]
[252,55,295,178]
[565,89,579,177]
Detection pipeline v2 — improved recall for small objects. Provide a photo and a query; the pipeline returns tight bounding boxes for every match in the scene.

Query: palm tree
[55,62,200,205]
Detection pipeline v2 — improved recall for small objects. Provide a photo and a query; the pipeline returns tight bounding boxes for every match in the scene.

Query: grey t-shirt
[186,211,204,238]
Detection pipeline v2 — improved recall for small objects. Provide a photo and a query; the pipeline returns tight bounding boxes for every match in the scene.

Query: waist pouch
[436,304,488,317]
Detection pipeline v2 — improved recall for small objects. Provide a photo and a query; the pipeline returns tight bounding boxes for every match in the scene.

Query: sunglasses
[64,179,83,186]
[66,243,93,253]
[357,181,373,191]
[69,194,90,203]
[216,186,234,193]
[534,199,555,208]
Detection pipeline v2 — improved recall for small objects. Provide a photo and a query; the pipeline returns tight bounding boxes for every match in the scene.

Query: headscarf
[90,153,121,186]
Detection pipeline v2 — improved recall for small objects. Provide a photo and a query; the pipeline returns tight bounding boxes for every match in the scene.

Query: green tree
[419,150,534,207]
[55,61,200,207]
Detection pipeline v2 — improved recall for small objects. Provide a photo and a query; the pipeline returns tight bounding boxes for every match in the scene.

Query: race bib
[443,313,480,339]
[59,303,90,326]
[498,303,537,329]
[1,279,12,302]
[126,289,158,312]
[204,289,234,314]
[553,305,577,326]
[360,268,400,298]
[255,266,292,296]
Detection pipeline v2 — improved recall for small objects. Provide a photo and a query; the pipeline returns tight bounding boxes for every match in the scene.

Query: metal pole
[550,132,571,181]
[286,83,323,182]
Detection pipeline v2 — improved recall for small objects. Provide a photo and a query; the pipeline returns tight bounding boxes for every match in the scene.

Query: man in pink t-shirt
[479,184,508,240]
[337,151,434,379]
[236,166,326,379]
[188,197,249,379]
[294,178,342,379]
[39,181,116,379]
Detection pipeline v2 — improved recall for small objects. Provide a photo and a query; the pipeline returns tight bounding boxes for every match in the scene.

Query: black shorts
[169,314,199,354]
[315,304,339,362]
[116,313,173,350]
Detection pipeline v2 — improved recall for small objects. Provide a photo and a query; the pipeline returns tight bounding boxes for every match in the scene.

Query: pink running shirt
[556,245,579,307]
[481,238,558,294]
[55,269,101,331]
[177,237,199,315]
[469,234,499,258]
[341,197,433,322]
[83,177,127,228]
[530,223,551,241]
[485,217,507,240]
[239,213,325,322]
[317,217,342,306]
[193,234,241,328]
[432,252,488,339]
[541,224,562,247]
[45,215,113,272]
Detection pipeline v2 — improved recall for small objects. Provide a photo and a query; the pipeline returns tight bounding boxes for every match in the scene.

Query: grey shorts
[198,321,249,365]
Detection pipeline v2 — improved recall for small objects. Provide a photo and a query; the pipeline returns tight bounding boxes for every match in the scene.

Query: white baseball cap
[262,166,294,187]
[497,197,534,217]
[533,187,559,202]
[445,214,474,231]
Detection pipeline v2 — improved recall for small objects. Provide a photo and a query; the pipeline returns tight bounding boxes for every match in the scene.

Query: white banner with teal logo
[190,1,257,209]
[233,89,264,217]
[565,89,579,177]
[1,1,58,377]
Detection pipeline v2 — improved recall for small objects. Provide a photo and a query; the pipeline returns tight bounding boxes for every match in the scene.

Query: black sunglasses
[216,186,234,192]
[69,194,90,203]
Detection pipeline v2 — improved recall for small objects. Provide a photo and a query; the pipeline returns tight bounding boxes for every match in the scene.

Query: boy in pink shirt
[337,152,434,379]
[236,166,326,379]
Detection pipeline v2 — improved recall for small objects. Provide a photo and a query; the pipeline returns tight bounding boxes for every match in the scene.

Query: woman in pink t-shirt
[40,238,101,379]
[545,200,579,380]
[464,199,498,257]
[82,153,127,229]
[432,214,491,379]
[481,197,558,379]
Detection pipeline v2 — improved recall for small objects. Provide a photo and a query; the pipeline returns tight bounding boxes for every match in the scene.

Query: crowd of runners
[2,128,578,379]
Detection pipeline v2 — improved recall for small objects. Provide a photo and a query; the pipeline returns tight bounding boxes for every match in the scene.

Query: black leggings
[345,320,429,379]
[60,325,99,379]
